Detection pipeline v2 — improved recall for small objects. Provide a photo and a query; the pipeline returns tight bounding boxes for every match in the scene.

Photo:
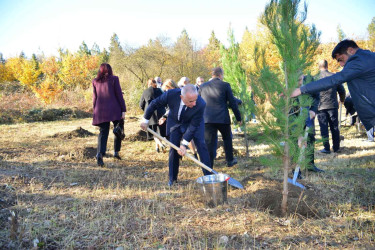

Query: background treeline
[0,18,374,122]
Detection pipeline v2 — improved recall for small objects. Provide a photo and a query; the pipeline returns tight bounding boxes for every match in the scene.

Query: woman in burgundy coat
[92,63,126,166]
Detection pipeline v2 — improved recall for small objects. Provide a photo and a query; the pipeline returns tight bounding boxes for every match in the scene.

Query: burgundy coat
[92,75,126,125]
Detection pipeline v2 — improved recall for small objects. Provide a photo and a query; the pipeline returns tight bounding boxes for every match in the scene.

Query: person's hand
[140,122,148,131]
[121,112,125,119]
[239,121,243,126]
[309,110,316,119]
[159,117,166,125]
[290,88,301,98]
[178,145,187,156]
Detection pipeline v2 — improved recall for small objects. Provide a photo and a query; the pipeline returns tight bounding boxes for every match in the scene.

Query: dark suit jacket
[144,88,206,142]
[199,78,241,124]
[92,75,126,126]
[316,70,346,111]
[140,87,165,125]
[301,49,375,130]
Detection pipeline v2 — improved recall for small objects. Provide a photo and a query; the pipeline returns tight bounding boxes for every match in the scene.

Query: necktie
[179,105,186,122]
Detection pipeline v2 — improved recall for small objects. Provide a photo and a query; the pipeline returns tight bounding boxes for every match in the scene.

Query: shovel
[147,128,244,189]
[287,115,315,190]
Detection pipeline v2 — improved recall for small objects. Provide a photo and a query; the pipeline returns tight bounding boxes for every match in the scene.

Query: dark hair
[96,63,113,82]
[211,67,223,77]
[331,40,359,59]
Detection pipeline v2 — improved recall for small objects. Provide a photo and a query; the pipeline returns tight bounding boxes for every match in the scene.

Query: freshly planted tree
[221,27,254,157]
[252,0,320,215]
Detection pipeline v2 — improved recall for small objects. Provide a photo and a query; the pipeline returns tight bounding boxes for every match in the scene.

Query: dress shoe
[114,152,121,160]
[227,157,238,167]
[308,165,325,173]
[96,155,104,167]
[319,148,331,154]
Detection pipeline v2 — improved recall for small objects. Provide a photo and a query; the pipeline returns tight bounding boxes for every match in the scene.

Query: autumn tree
[109,33,126,75]
[202,31,222,70]
[35,56,62,103]
[367,17,375,50]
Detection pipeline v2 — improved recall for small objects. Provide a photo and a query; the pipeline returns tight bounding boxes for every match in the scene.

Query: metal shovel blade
[147,128,244,189]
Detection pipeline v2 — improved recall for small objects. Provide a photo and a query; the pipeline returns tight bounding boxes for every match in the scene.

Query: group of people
[91,39,375,185]
[292,39,375,177]
[140,67,241,186]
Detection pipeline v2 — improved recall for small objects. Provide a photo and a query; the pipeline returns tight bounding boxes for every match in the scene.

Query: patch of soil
[52,127,94,139]
[82,147,97,159]
[126,129,149,142]
[242,174,328,218]
[54,146,97,160]
[0,185,17,230]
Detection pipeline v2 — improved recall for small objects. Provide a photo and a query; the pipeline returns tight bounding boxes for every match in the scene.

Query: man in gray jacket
[291,40,375,138]
[316,60,346,153]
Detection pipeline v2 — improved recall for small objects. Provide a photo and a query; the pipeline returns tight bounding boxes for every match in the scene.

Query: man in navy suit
[199,67,242,168]
[291,40,375,138]
[140,84,211,186]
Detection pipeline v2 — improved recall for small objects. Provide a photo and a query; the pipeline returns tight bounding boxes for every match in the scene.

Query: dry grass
[0,117,374,249]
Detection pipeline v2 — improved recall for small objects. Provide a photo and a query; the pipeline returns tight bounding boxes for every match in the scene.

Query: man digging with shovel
[140,84,211,187]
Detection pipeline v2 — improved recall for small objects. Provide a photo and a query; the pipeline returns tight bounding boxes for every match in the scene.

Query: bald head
[318,59,328,70]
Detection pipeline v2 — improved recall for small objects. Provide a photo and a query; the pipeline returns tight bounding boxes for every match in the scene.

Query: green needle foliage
[252,0,320,215]
[221,27,255,157]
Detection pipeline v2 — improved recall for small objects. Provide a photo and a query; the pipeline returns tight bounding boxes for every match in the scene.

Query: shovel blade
[287,178,306,189]
[210,169,243,189]
[228,177,244,189]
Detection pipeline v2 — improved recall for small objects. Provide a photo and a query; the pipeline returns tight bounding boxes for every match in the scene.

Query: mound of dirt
[126,129,149,142]
[52,127,94,139]
[242,174,328,218]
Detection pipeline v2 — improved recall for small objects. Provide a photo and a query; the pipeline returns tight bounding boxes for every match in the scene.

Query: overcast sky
[0,0,374,58]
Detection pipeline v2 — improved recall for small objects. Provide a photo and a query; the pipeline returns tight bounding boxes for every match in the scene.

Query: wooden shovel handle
[146,128,215,174]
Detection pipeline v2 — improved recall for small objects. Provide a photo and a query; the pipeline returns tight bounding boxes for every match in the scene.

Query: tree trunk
[281,142,289,216]
[281,64,289,216]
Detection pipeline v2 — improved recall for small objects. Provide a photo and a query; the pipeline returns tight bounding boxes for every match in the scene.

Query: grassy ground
[0,117,374,249]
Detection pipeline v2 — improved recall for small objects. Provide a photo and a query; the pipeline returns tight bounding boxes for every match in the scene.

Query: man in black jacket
[199,67,242,168]
[316,60,346,154]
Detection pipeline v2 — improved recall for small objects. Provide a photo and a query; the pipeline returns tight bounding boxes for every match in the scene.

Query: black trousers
[306,126,315,167]
[204,123,234,168]
[317,109,340,152]
[97,120,122,156]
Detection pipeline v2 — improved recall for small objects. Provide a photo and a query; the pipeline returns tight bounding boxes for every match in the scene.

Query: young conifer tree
[221,27,254,157]
[252,0,320,215]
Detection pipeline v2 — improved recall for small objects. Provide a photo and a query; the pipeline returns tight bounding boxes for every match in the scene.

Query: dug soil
[242,174,327,218]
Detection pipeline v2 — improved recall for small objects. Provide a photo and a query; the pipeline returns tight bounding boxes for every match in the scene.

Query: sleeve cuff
[142,118,149,124]
[181,139,189,147]
[300,86,307,94]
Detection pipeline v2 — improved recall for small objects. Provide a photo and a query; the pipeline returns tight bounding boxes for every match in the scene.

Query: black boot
[96,154,104,167]
[114,152,121,160]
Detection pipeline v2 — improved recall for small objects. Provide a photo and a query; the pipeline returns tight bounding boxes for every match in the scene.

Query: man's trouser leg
[204,123,218,168]
[327,109,340,152]
[217,123,234,163]
[318,110,330,151]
